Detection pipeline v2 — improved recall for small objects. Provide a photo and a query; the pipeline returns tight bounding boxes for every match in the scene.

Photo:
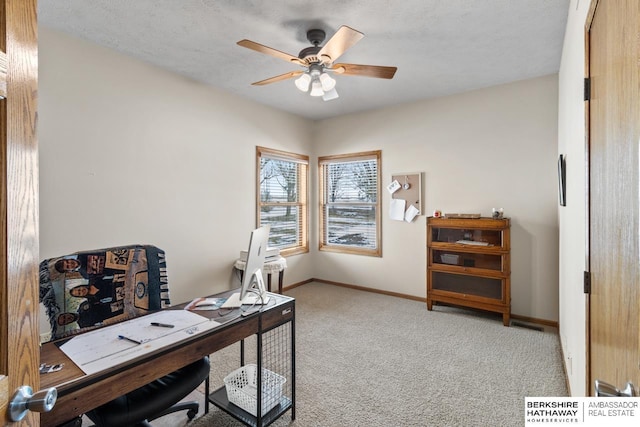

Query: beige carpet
[192,282,567,427]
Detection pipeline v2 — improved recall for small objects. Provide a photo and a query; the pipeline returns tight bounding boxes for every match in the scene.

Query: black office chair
[85,357,210,426]
[39,245,210,426]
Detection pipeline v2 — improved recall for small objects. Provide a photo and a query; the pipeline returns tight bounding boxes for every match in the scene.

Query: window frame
[256,146,309,257]
[318,150,382,257]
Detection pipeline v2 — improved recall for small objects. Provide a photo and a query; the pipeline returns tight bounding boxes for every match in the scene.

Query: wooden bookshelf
[426,217,511,326]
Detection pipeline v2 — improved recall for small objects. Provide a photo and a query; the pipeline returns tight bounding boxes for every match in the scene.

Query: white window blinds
[257,147,309,255]
[319,151,381,256]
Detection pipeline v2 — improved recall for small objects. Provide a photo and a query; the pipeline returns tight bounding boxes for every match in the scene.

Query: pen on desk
[118,335,142,345]
[150,322,174,328]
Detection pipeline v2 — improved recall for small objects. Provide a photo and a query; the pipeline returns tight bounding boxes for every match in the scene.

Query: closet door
[587,0,640,395]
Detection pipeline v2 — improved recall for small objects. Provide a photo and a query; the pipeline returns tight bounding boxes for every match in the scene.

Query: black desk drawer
[261,301,294,331]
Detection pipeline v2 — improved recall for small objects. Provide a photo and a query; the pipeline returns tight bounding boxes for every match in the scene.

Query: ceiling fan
[237,25,397,101]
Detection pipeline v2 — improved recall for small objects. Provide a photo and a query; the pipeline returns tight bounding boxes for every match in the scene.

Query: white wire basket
[224,364,286,416]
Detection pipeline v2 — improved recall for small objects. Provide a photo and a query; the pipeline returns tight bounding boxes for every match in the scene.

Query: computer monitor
[222,225,271,308]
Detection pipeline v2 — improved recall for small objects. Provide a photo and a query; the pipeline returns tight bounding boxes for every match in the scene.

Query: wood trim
[280,245,308,257]
[0,376,7,417]
[311,278,426,302]
[0,1,5,99]
[257,146,309,164]
[318,159,326,251]
[317,244,381,257]
[332,279,555,327]
[318,150,380,164]
[318,150,382,257]
[256,146,310,256]
[300,157,308,254]
[511,314,559,329]
[255,146,261,232]
[375,148,382,254]
[426,216,511,230]
[284,279,559,329]
[0,51,7,99]
[583,0,598,397]
[586,0,599,30]
[282,278,314,291]
[0,97,6,377]
[0,0,6,381]
[1,0,39,424]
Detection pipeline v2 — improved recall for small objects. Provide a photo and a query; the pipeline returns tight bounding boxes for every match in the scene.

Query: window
[319,150,381,256]
[257,146,309,256]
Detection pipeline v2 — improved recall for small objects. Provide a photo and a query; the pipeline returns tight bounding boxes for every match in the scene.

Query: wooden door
[0,0,40,425]
[587,0,640,395]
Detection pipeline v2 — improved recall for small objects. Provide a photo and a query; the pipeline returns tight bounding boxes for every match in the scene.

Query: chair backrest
[39,244,170,342]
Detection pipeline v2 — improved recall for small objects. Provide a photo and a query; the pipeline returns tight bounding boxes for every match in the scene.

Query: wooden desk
[40,291,295,427]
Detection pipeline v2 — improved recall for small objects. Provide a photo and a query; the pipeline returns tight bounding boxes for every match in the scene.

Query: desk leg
[291,309,296,420]
[205,376,210,414]
[256,319,263,427]
[267,273,272,292]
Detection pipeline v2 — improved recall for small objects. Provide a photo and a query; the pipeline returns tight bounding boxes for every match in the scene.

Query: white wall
[312,75,560,321]
[39,27,561,326]
[38,28,315,305]
[557,0,591,396]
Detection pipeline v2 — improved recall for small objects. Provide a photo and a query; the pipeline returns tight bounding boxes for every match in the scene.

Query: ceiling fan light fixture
[294,73,311,92]
[310,79,324,97]
[319,73,336,91]
[238,25,397,101]
[322,87,339,101]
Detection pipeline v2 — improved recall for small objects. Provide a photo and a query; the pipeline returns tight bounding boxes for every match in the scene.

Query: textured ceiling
[38,0,570,120]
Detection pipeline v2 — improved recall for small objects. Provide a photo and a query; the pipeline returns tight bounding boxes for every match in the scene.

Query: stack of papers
[59,310,220,375]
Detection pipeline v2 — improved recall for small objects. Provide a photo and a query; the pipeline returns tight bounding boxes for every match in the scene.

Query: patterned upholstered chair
[39,245,209,427]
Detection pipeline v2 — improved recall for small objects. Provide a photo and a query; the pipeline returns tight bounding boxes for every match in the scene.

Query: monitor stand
[221,270,270,309]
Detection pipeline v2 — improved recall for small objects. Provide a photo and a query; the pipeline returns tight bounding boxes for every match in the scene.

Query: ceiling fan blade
[251,71,304,86]
[317,26,364,64]
[237,39,305,65]
[332,63,397,79]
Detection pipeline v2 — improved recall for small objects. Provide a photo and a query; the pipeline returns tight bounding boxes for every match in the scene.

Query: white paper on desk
[390,198,406,221]
[59,310,220,375]
[404,204,420,222]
